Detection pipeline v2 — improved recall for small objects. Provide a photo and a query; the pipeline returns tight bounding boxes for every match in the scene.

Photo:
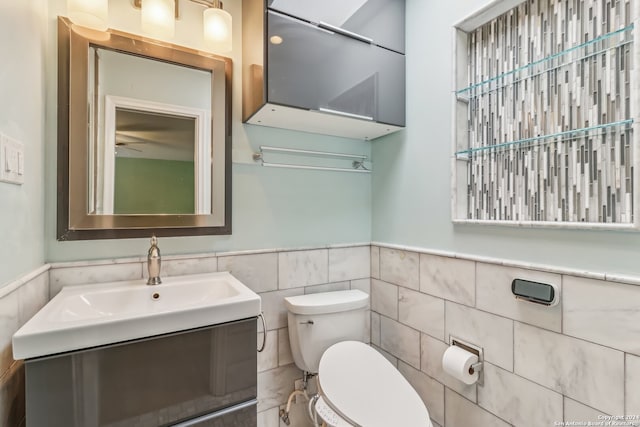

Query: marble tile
[446,388,510,427]
[380,317,420,369]
[363,309,371,344]
[478,362,563,427]
[627,354,640,416]
[278,329,293,366]
[514,322,624,415]
[476,263,562,332]
[218,253,277,293]
[49,262,143,297]
[257,365,302,412]
[419,254,475,306]
[371,246,380,279]
[151,256,217,278]
[372,345,398,368]
[397,361,444,425]
[563,275,640,355]
[257,407,279,427]
[398,288,444,340]
[328,246,370,282]
[371,279,398,319]
[0,291,18,370]
[350,278,371,295]
[258,331,278,372]
[260,289,305,331]
[564,397,610,424]
[0,362,25,427]
[420,334,476,402]
[445,302,513,371]
[303,281,349,295]
[379,248,419,290]
[371,312,381,347]
[17,272,48,327]
[278,250,328,289]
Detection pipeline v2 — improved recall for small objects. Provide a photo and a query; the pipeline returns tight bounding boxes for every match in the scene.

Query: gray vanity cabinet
[242,0,406,140]
[24,318,257,427]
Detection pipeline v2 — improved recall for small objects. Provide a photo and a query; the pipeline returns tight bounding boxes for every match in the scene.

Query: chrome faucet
[147,236,162,285]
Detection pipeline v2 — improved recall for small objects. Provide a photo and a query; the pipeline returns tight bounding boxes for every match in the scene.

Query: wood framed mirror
[57,17,232,240]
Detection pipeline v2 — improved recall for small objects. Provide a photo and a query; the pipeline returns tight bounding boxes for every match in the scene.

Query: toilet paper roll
[442,345,479,385]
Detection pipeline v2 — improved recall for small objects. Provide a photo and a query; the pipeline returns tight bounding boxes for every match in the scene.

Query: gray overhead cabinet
[242,0,406,140]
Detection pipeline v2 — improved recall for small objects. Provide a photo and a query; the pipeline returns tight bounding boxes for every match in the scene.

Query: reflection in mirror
[113,109,196,215]
[87,47,213,216]
[57,17,232,240]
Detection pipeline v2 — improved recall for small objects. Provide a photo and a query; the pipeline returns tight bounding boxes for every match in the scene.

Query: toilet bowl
[284,290,432,427]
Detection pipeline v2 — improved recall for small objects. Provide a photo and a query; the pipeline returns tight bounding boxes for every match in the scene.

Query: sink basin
[13,272,261,360]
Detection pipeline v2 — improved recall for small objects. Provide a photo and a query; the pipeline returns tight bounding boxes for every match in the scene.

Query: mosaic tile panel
[457,0,635,223]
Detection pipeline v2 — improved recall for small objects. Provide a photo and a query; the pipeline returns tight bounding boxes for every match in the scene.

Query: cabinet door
[25,320,257,427]
[267,11,405,127]
[267,0,405,53]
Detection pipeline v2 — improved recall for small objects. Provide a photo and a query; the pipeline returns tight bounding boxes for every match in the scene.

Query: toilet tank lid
[284,290,369,315]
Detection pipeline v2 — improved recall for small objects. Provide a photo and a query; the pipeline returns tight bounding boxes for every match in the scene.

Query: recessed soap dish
[512,279,559,306]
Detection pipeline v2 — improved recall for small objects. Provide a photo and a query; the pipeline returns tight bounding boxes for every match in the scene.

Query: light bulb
[67,0,108,31]
[203,7,232,53]
[141,0,175,39]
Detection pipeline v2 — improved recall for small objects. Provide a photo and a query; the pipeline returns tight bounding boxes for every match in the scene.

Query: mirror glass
[57,18,232,240]
[112,108,196,215]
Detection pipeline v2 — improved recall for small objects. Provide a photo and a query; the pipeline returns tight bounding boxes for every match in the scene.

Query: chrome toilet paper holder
[450,336,484,386]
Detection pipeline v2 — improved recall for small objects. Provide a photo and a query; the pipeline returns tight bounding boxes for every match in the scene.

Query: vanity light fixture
[141,0,177,38]
[202,0,233,53]
[68,0,232,51]
[132,0,233,53]
[67,0,109,31]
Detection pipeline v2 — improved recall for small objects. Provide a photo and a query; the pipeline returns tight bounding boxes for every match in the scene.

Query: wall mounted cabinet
[242,0,406,140]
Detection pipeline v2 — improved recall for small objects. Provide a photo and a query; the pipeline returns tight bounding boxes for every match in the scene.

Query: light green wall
[0,1,47,287]
[114,158,195,215]
[44,0,371,263]
[372,0,640,276]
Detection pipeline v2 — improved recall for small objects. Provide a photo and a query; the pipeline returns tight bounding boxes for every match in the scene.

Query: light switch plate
[0,133,25,185]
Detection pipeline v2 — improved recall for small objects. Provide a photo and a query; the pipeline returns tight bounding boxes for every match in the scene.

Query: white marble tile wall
[626,354,640,416]
[10,243,640,427]
[379,247,419,290]
[0,266,49,427]
[372,244,640,427]
[514,322,624,415]
[278,249,328,289]
[564,397,609,424]
[420,254,475,306]
[478,362,563,427]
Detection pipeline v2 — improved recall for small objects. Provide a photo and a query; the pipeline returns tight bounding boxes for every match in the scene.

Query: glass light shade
[203,7,232,53]
[141,0,175,39]
[67,0,108,31]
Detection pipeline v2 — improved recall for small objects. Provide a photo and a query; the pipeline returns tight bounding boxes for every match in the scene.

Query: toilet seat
[317,341,433,427]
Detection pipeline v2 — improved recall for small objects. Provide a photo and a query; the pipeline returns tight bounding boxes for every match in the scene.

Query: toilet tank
[284,290,369,374]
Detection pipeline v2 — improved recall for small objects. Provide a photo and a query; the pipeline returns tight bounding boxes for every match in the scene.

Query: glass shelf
[456,24,634,99]
[455,119,634,159]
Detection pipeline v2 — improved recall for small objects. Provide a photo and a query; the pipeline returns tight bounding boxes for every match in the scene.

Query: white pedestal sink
[13,272,261,360]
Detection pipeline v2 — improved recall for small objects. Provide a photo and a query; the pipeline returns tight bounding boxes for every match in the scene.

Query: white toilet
[285,290,433,427]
